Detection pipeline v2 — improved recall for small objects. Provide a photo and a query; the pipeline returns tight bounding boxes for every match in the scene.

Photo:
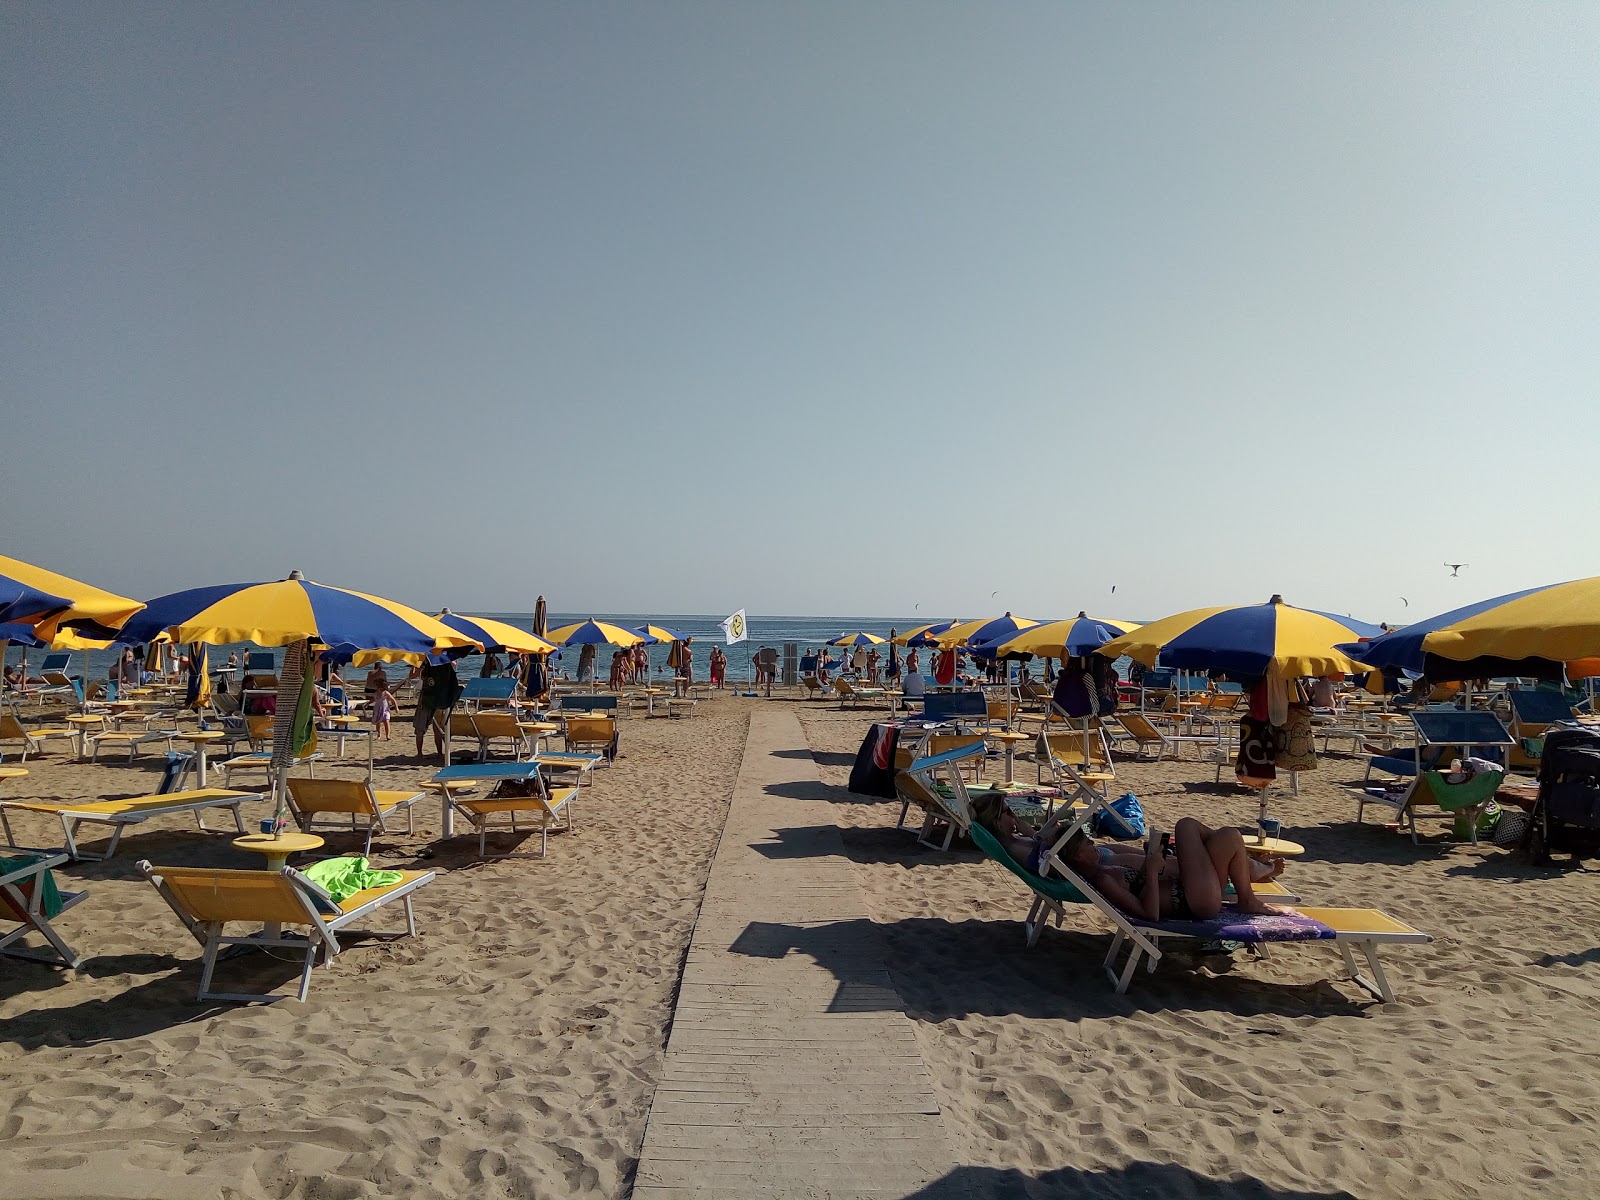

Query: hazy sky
[5,4,1597,626]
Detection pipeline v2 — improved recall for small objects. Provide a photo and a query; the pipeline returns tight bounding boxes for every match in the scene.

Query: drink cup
[1259,816,1282,844]
[259,818,275,836]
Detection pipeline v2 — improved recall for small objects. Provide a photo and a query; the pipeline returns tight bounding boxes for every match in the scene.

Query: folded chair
[447,773,579,857]
[284,777,423,856]
[0,788,254,861]
[2,852,88,968]
[138,859,435,1002]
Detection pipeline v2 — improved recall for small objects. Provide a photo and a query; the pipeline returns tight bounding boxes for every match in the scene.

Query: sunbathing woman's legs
[1173,818,1224,919]
[1172,818,1281,917]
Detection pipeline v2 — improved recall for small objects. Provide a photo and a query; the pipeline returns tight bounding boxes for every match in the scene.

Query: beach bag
[1493,807,1532,849]
[1091,793,1146,841]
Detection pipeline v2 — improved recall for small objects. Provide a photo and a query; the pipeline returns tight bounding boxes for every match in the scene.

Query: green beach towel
[301,856,402,904]
[1,855,64,918]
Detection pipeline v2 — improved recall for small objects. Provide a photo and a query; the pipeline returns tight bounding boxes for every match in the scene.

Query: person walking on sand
[709,645,727,689]
[413,658,462,762]
[675,638,695,697]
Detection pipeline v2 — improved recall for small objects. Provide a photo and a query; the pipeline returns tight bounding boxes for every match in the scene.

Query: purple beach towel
[1128,906,1335,943]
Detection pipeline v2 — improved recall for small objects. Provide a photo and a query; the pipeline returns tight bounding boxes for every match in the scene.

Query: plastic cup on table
[1258,816,1282,844]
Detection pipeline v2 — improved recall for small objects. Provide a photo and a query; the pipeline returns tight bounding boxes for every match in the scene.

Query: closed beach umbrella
[828,632,887,647]
[525,596,549,701]
[1339,577,1600,682]
[995,614,1141,659]
[546,619,646,648]
[1099,595,1377,678]
[933,613,1040,649]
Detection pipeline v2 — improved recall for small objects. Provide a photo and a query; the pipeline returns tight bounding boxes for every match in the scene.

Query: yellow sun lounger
[284,778,423,856]
[2,852,89,968]
[0,788,255,861]
[449,783,579,857]
[138,860,435,1002]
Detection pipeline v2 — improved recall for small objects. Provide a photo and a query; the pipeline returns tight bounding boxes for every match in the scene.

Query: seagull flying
[1444,563,1469,576]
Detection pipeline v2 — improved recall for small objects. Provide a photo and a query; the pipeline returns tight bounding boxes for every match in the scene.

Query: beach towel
[302,856,404,904]
[1236,715,1278,787]
[848,724,900,799]
[1,854,64,918]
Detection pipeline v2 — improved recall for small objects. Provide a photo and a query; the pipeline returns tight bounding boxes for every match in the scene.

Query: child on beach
[371,686,398,739]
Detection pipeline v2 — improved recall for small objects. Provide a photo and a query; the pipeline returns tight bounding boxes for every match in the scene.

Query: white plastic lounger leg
[1025,896,1046,948]
[1340,939,1397,1003]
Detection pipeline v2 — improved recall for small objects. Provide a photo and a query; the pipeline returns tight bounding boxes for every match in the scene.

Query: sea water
[7,613,934,689]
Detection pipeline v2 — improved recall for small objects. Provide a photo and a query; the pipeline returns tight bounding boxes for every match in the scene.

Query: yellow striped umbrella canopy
[436,612,556,656]
[995,616,1143,658]
[1407,576,1600,665]
[932,613,1040,649]
[828,631,887,646]
[0,553,144,644]
[546,619,647,648]
[114,573,480,658]
[1099,595,1371,678]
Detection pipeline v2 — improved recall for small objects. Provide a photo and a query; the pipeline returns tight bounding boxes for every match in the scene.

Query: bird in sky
[1400,597,1409,607]
[1444,563,1469,576]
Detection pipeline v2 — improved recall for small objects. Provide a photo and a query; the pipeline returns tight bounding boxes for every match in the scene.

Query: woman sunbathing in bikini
[971,797,1282,921]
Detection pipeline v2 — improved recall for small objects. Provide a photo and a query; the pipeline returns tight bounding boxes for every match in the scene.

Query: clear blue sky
[5,4,1597,626]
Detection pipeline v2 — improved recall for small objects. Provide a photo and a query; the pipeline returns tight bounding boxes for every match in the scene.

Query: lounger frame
[139,860,434,1002]
[0,788,253,861]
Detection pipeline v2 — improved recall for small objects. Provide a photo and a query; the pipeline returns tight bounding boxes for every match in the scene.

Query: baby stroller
[1529,726,1600,864]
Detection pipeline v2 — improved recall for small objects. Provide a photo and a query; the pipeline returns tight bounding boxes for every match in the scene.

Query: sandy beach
[4,687,1598,1199]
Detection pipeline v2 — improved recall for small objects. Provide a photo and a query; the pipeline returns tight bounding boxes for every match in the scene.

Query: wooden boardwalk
[632,708,964,1200]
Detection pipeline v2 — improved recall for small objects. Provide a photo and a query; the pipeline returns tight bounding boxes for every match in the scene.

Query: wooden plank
[632,708,965,1199]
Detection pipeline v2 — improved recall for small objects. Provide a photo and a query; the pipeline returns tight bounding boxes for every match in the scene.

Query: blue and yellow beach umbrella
[894,620,959,647]
[436,611,556,656]
[1339,576,1600,680]
[634,624,687,645]
[995,614,1141,659]
[829,632,887,647]
[545,619,646,648]
[0,553,144,644]
[932,613,1040,650]
[1099,595,1378,678]
[116,573,480,659]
